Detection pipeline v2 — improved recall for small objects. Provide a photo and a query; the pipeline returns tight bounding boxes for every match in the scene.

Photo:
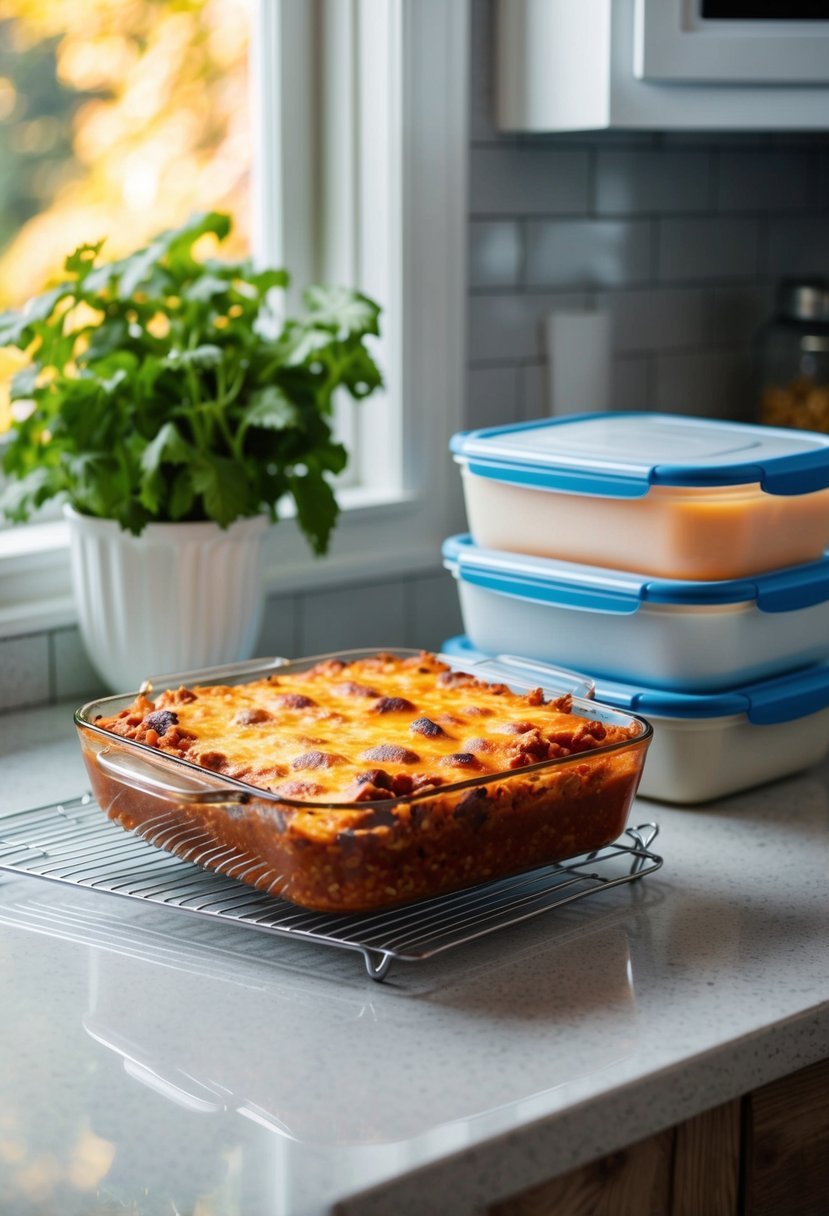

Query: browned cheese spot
[274,693,317,710]
[373,696,417,714]
[361,744,421,765]
[291,750,346,771]
[233,707,273,726]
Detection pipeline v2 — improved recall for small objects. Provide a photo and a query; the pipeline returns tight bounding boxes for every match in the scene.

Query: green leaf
[0,309,30,348]
[168,468,196,520]
[10,364,39,398]
[164,344,224,370]
[139,422,193,514]
[80,262,118,296]
[0,467,55,521]
[191,455,254,527]
[140,421,193,475]
[66,453,127,516]
[117,240,166,300]
[100,368,128,396]
[83,319,130,362]
[183,275,233,303]
[280,326,338,368]
[247,268,290,294]
[167,210,231,251]
[288,466,339,556]
[241,386,300,433]
[302,285,381,338]
[310,441,349,476]
[0,284,69,348]
[26,284,72,325]
[338,344,384,399]
[138,467,163,515]
[64,241,105,275]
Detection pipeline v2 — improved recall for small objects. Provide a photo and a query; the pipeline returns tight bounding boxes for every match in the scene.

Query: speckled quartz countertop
[0,700,827,1216]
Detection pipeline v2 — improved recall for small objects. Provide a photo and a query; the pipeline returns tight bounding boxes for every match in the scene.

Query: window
[0,0,469,635]
[0,0,252,430]
[0,0,252,308]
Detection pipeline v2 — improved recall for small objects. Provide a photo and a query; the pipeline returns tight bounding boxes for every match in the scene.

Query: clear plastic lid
[449,412,829,498]
[442,534,829,615]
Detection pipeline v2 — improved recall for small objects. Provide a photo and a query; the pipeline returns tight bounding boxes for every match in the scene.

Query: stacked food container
[445,412,829,803]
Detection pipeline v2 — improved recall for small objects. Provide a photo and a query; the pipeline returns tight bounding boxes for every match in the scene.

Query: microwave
[636,0,829,85]
[497,0,829,132]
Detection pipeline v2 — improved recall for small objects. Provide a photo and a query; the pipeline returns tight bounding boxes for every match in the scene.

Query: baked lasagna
[82,651,650,912]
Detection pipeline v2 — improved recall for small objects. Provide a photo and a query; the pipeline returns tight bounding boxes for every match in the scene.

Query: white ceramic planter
[65,506,269,692]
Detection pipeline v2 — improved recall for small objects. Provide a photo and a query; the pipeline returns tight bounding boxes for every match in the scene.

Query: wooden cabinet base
[746,1057,829,1216]
[489,1058,829,1216]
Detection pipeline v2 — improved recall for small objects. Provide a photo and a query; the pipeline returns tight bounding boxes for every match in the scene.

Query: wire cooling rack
[0,794,662,981]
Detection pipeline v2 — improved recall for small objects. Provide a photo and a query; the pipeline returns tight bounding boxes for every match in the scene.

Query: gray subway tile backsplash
[468,220,523,288]
[611,356,652,412]
[409,570,465,652]
[468,291,590,363]
[255,592,300,661]
[715,150,820,214]
[0,633,50,712]
[50,627,105,703]
[519,363,548,419]
[594,149,712,215]
[765,214,829,278]
[466,365,522,431]
[657,216,761,283]
[297,579,409,655]
[654,348,756,421]
[526,219,653,289]
[469,147,590,216]
[594,286,712,354]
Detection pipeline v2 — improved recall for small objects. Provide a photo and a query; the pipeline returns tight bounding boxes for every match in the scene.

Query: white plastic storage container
[441,636,829,805]
[443,534,829,692]
[450,413,829,580]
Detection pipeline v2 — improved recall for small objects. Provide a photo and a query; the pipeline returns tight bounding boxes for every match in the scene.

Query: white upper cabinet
[497,0,829,133]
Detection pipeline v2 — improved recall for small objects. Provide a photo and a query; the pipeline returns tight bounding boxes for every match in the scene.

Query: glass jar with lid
[757,279,829,433]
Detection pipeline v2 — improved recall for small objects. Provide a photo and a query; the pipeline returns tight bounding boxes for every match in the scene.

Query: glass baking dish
[74,649,652,913]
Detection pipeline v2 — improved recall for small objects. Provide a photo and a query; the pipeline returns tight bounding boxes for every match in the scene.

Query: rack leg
[363,950,393,982]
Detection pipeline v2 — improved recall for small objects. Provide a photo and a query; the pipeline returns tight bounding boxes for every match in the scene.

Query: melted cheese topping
[95,651,638,804]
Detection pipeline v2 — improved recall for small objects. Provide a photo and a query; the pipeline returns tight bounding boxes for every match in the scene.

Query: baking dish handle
[96,747,250,806]
[460,653,596,700]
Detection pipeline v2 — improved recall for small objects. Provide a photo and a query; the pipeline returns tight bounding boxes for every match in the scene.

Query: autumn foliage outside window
[0,0,252,432]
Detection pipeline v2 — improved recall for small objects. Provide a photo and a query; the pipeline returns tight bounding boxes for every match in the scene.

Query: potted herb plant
[0,211,382,690]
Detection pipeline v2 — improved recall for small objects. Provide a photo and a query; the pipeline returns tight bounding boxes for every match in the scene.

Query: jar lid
[777,278,829,323]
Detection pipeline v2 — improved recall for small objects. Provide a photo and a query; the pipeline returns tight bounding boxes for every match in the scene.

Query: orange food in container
[75,649,652,913]
[450,413,829,581]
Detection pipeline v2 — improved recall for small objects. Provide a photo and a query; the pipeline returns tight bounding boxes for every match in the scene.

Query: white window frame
[0,0,469,637]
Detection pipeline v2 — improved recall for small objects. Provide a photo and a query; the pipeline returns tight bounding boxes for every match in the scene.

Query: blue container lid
[449,413,829,499]
[440,634,829,725]
[442,534,829,615]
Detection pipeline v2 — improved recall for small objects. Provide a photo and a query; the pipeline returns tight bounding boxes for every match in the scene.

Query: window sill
[0,488,449,640]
